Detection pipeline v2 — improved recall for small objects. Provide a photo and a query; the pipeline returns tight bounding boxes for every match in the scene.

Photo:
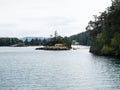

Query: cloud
[0,0,112,37]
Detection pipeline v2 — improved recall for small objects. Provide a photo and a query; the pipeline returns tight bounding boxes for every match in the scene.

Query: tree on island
[45,31,71,49]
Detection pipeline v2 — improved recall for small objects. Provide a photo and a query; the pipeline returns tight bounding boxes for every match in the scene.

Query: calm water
[0,46,120,90]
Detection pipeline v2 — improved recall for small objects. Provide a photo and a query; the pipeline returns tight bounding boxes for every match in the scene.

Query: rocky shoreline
[90,46,120,57]
[36,46,70,50]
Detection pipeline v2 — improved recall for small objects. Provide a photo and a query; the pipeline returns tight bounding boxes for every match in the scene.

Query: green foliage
[87,0,120,56]
[24,38,42,46]
[24,39,30,46]
[111,33,120,55]
[93,33,105,50]
[47,36,71,48]
[47,36,63,46]
[0,37,43,46]
[111,33,120,48]
[69,31,90,46]
[0,38,22,46]
[101,45,114,55]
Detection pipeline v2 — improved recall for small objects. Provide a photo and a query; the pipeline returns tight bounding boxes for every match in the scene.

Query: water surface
[0,46,120,90]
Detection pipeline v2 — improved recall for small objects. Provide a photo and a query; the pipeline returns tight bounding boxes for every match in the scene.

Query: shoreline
[35,46,70,50]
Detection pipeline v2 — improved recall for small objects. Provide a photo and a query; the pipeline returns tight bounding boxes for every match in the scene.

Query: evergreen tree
[86,0,120,56]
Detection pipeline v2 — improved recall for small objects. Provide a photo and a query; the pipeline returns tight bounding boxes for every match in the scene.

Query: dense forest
[0,38,23,46]
[0,36,71,47]
[86,0,120,57]
[0,30,71,46]
[0,31,90,47]
[0,37,47,46]
[69,31,90,46]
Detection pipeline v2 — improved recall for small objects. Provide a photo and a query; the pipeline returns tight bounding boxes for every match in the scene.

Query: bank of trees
[86,0,120,56]
[0,37,71,47]
[69,31,90,46]
[24,38,43,46]
[0,38,22,46]
[0,37,47,46]
[46,36,71,48]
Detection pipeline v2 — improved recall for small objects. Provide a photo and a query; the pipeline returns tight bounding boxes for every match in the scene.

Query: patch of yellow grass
[46,46,68,49]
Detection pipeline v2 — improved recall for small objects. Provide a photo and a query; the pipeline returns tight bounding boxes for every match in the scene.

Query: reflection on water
[0,46,120,90]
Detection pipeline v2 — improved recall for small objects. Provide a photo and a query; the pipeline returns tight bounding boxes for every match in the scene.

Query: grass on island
[46,46,68,49]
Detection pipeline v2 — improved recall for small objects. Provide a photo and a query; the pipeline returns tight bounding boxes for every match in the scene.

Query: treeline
[24,38,48,46]
[86,0,120,56]
[0,38,22,46]
[0,37,71,47]
[69,31,90,46]
[23,37,71,47]
[0,37,48,46]
[0,32,91,46]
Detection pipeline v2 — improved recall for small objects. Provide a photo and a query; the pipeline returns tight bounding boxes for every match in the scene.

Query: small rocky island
[36,45,70,50]
[36,31,71,50]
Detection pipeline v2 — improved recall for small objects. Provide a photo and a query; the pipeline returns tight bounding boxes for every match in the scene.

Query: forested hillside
[69,31,90,46]
[86,0,120,57]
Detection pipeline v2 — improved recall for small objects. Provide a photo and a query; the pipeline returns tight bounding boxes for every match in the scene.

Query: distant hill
[69,31,90,46]
[20,37,49,41]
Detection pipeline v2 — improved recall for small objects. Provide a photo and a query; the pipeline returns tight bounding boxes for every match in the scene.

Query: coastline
[35,46,70,50]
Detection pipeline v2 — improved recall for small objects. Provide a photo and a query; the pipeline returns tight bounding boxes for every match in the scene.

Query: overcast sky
[0,0,112,37]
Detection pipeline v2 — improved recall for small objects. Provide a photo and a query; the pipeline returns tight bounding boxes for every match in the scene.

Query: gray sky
[0,0,111,37]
